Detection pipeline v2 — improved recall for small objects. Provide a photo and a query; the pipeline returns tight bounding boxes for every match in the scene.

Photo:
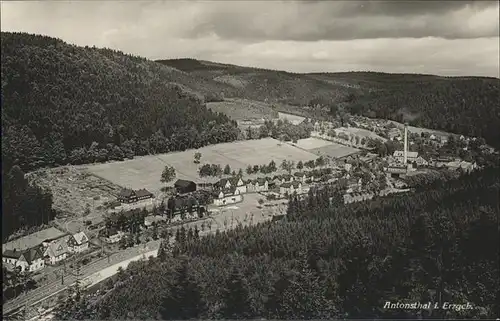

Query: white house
[214,178,232,190]
[280,181,303,195]
[213,187,243,206]
[104,229,125,244]
[246,178,269,193]
[229,177,247,194]
[43,238,69,265]
[67,232,89,253]
[2,247,45,273]
[293,172,308,183]
[214,177,247,194]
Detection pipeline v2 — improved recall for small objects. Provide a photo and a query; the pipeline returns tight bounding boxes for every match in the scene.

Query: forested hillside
[1,32,240,173]
[158,59,500,148]
[57,167,499,320]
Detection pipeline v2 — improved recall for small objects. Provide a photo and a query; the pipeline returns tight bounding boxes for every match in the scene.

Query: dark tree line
[246,119,313,142]
[2,165,54,241]
[55,166,499,320]
[1,32,240,174]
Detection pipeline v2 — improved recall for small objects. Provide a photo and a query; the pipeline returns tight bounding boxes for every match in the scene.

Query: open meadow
[310,143,360,159]
[336,127,387,141]
[290,137,360,159]
[206,98,278,120]
[290,137,336,150]
[86,138,318,193]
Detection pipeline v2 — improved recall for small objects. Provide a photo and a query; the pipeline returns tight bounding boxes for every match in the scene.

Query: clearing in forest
[86,138,318,193]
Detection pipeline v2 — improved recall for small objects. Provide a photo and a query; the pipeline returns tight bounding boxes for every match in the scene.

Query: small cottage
[103,228,125,244]
[213,187,242,206]
[67,232,89,253]
[2,246,45,273]
[280,181,303,195]
[43,237,69,265]
[229,177,247,194]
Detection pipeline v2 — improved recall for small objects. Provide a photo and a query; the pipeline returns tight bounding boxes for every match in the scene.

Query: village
[2,111,490,317]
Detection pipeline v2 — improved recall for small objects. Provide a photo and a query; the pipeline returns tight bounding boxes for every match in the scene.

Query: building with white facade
[213,187,243,206]
[67,232,89,253]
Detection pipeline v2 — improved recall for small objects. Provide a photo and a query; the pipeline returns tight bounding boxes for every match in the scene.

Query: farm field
[336,126,387,141]
[310,142,360,159]
[86,138,318,193]
[278,111,306,125]
[290,137,335,150]
[207,98,278,121]
[26,167,121,220]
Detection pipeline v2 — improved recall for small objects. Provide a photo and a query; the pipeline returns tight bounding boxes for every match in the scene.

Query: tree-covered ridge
[1,32,240,172]
[347,77,500,148]
[58,167,499,320]
[158,59,500,149]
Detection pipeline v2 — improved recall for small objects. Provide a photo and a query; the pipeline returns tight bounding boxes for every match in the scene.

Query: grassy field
[290,137,335,150]
[336,127,387,141]
[86,138,318,193]
[310,143,360,159]
[207,98,279,120]
[278,112,306,125]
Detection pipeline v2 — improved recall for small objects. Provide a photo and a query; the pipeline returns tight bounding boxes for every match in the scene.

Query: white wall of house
[2,257,17,265]
[29,259,45,272]
[280,184,302,195]
[69,242,89,253]
[46,253,68,265]
[256,182,269,192]
[106,233,124,244]
[235,185,247,194]
[213,194,243,206]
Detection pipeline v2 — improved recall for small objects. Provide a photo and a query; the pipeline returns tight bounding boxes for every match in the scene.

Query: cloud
[0,1,498,77]
[185,0,499,41]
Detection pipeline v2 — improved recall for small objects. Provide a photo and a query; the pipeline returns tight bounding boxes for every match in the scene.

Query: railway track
[3,241,159,315]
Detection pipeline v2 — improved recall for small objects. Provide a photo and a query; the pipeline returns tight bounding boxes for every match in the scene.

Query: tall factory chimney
[403,124,408,164]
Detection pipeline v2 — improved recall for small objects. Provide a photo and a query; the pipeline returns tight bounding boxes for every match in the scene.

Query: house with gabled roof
[293,172,307,183]
[247,177,270,192]
[280,181,303,196]
[229,177,247,194]
[43,236,70,265]
[214,178,232,190]
[67,232,89,253]
[213,187,242,206]
[2,246,45,273]
[118,188,153,203]
[101,228,125,244]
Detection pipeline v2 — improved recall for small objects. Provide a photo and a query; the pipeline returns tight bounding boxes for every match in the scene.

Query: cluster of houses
[2,228,90,273]
[171,170,335,207]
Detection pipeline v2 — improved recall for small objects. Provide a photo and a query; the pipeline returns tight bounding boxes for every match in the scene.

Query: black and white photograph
[1,0,499,320]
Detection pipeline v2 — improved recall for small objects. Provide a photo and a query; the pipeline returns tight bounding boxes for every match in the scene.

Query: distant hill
[1,32,240,173]
[157,59,500,148]
[2,32,499,176]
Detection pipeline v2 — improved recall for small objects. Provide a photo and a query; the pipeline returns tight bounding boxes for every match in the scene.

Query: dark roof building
[118,188,153,203]
[174,179,197,194]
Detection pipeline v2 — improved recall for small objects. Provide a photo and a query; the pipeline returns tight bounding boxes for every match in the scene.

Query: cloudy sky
[1,0,499,77]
